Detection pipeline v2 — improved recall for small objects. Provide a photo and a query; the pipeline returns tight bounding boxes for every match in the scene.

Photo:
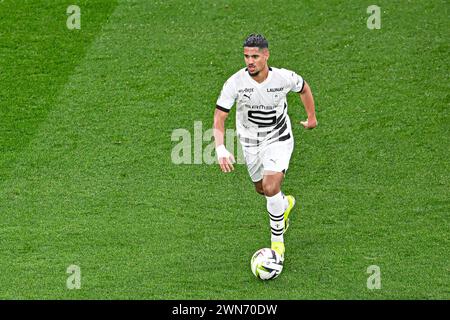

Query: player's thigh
[243,149,264,184]
[262,141,294,175]
[261,142,293,196]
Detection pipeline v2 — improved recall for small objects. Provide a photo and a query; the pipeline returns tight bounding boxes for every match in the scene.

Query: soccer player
[213,34,317,261]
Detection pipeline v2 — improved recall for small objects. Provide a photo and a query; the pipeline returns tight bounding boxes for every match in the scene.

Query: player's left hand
[300,118,317,129]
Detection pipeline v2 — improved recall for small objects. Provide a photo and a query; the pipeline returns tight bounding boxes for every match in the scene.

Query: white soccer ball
[250,248,283,280]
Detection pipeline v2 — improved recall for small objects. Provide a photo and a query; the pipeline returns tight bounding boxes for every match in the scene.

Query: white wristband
[216,144,230,159]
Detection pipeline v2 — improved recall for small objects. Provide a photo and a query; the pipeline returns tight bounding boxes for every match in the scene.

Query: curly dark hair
[243,34,269,49]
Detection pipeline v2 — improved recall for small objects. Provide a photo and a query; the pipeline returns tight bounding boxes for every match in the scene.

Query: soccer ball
[250,248,283,280]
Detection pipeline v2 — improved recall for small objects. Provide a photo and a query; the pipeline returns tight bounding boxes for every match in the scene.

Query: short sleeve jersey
[216,67,304,151]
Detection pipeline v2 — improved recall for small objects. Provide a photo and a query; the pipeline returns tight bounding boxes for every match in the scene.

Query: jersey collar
[245,66,273,86]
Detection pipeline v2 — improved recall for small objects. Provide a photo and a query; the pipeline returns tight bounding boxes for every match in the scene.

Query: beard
[248,69,260,76]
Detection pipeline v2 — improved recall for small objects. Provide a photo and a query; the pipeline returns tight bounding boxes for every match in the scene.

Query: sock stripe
[268,211,284,218]
[269,216,284,222]
[268,212,284,221]
[271,229,284,236]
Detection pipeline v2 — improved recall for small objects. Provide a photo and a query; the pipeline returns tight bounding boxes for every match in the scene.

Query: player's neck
[251,65,269,83]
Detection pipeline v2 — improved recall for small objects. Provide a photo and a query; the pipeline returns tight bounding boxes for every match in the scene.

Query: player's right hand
[216,145,235,173]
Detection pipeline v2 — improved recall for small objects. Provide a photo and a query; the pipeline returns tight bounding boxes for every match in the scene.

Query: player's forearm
[300,82,316,120]
[213,113,226,147]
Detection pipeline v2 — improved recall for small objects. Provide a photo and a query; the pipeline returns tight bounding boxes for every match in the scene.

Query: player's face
[244,47,269,76]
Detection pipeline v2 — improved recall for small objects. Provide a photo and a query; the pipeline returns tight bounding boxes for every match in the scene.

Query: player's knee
[262,183,280,197]
[254,180,265,195]
[255,185,265,195]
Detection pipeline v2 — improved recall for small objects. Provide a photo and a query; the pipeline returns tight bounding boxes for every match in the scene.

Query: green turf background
[0,0,448,299]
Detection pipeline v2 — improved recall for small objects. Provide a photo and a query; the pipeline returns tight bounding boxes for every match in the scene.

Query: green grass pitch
[0,0,448,299]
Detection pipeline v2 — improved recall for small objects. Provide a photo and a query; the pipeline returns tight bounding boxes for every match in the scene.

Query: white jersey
[216,67,304,152]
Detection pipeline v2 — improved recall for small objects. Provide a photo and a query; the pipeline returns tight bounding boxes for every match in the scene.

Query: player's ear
[263,48,270,60]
